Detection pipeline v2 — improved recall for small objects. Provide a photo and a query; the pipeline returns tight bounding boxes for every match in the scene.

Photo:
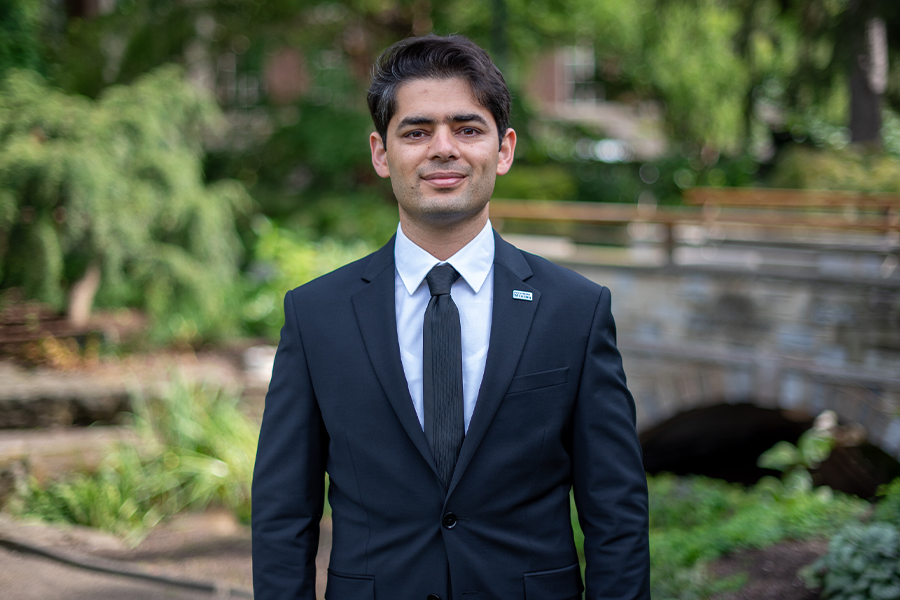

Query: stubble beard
[395,167,496,230]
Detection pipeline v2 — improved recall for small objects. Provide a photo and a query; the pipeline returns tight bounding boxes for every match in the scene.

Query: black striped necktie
[422,263,464,490]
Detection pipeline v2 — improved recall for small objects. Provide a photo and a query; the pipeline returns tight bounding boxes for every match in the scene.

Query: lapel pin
[512,290,533,301]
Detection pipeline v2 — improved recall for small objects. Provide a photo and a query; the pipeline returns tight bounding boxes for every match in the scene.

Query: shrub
[771,146,900,193]
[802,477,900,599]
[874,478,900,524]
[0,66,251,344]
[758,416,835,492]
[11,376,258,542]
[492,164,578,201]
[805,522,900,600]
[609,474,865,600]
[242,217,373,340]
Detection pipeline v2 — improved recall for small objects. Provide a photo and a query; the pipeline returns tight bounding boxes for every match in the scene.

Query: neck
[399,207,489,261]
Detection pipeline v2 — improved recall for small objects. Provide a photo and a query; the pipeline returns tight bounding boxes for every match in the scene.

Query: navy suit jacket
[252,231,650,600]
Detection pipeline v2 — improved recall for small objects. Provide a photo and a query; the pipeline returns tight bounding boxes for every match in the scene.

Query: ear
[370,132,391,179]
[496,128,516,176]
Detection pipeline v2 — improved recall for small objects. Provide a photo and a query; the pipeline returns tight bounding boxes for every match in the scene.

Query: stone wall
[569,263,900,458]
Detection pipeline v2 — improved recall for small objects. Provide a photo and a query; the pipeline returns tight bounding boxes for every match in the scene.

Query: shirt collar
[395,220,495,296]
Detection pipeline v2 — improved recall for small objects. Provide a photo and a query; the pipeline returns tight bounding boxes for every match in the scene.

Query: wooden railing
[489,187,900,265]
[684,187,900,211]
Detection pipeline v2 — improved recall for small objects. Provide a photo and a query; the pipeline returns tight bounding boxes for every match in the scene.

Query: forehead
[390,77,494,127]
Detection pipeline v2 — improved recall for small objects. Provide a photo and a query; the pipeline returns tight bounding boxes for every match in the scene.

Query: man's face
[369,77,515,230]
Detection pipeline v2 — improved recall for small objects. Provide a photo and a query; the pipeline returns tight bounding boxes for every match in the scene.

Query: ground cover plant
[807,522,900,600]
[10,377,257,542]
[803,480,900,600]
[570,473,867,600]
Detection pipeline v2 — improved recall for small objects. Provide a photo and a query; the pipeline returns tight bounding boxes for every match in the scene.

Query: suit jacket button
[442,512,457,529]
[426,595,441,600]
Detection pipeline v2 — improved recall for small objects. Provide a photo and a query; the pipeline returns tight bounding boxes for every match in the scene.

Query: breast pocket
[506,367,568,396]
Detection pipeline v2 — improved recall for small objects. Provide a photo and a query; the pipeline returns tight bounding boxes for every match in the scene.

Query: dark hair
[367,34,511,147]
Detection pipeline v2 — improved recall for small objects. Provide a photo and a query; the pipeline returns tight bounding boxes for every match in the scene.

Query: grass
[10,376,258,543]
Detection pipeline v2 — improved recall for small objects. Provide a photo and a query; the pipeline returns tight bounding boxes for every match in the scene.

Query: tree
[0,0,43,75]
[0,66,250,343]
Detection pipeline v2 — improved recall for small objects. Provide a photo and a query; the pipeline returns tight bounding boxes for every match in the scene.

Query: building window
[563,46,602,105]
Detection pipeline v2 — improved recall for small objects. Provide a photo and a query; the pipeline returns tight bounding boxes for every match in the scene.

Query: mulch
[711,538,827,600]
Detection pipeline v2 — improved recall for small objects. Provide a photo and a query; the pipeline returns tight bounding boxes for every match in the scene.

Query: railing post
[664,222,675,266]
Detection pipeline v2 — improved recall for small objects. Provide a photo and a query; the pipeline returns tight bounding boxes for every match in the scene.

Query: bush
[11,377,258,542]
[801,478,900,599]
[805,523,900,600]
[0,65,251,344]
[771,146,900,193]
[599,474,866,600]
[875,479,900,524]
[492,164,578,201]
[242,217,373,340]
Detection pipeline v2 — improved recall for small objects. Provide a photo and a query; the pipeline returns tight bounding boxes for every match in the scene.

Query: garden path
[0,508,333,599]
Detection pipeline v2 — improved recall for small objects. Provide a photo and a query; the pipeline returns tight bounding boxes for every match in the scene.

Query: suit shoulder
[286,248,385,305]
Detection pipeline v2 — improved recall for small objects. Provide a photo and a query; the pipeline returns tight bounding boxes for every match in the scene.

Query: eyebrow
[396,113,490,131]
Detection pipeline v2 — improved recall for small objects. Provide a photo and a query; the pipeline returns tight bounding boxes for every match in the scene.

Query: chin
[420,200,487,223]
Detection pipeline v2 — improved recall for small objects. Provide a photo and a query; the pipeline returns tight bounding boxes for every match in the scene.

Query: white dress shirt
[395,220,494,433]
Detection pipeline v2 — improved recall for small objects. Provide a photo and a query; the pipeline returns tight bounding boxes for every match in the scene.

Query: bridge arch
[624,348,900,462]
[558,262,900,479]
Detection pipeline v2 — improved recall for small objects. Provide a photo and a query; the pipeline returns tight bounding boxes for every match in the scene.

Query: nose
[428,127,459,161]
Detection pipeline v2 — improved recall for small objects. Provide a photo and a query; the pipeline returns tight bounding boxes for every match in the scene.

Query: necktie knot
[426,264,460,297]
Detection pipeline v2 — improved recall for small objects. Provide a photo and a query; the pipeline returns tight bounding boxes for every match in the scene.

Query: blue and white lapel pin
[512,290,533,301]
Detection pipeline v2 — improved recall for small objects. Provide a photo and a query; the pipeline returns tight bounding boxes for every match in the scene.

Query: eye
[404,130,426,139]
[459,127,480,136]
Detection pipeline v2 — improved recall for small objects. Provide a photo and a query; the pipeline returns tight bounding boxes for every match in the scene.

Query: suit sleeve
[252,290,328,600]
[572,286,650,600]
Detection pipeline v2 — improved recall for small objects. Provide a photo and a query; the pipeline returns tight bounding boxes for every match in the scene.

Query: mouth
[421,171,466,188]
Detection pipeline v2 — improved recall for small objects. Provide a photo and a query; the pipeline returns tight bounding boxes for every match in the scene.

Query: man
[252,34,650,600]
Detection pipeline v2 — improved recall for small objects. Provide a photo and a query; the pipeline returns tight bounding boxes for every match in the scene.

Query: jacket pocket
[506,367,569,395]
[523,562,584,600]
[325,569,375,600]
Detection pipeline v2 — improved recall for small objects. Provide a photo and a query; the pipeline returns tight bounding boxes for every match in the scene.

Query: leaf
[798,429,834,468]
[758,441,803,472]
[872,582,900,600]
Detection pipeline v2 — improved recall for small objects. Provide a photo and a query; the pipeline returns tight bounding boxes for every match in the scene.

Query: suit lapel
[447,232,539,497]
[351,237,438,477]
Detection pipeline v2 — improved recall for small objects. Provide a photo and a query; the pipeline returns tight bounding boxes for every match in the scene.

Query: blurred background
[1,1,900,599]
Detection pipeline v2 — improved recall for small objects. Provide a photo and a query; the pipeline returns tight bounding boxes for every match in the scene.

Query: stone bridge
[493,192,900,478]
[563,260,900,464]
[567,263,900,466]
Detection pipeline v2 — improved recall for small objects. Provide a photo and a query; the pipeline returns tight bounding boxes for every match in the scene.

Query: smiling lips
[421,171,467,188]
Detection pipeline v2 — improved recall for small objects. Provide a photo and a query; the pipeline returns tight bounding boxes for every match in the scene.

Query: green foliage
[215,99,398,232]
[287,193,398,245]
[0,0,43,75]
[493,164,578,200]
[800,478,900,598]
[771,146,900,193]
[645,0,750,152]
[570,473,866,600]
[12,377,258,541]
[242,218,374,340]
[651,474,864,599]
[805,523,900,600]
[874,479,900,524]
[0,65,251,343]
[228,100,374,198]
[758,426,835,491]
